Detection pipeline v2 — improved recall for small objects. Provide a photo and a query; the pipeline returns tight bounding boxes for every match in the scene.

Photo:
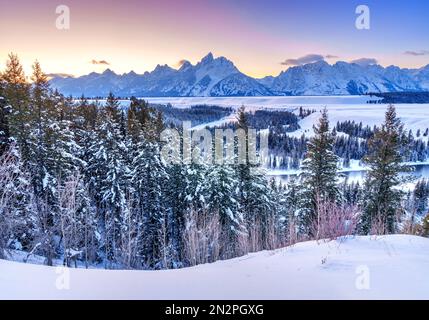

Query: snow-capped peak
[102,68,116,76]
[49,54,429,97]
[200,52,214,65]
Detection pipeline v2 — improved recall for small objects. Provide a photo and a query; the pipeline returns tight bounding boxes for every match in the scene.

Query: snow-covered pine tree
[234,106,274,252]
[299,108,340,236]
[88,92,129,266]
[268,178,289,247]
[413,179,429,217]
[73,97,99,175]
[165,161,187,266]
[283,177,301,244]
[360,105,410,234]
[0,143,34,258]
[205,161,240,259]
[131,138,169,269]
[28,62,81,201]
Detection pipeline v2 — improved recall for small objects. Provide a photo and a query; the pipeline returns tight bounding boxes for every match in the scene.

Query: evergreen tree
[299,108,340,235]
[1,54,30,156]
[205,161,240,258]
[235,106,274,251]
[284,177,301,242]
[0,143,34,257]
[413,179,429,216]
[360,105,409,234]
[88,93,129,265]
[0,83,10,155]
[132,139,169,269]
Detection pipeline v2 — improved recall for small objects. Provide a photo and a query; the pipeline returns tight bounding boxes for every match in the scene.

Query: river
[269,164,429,185]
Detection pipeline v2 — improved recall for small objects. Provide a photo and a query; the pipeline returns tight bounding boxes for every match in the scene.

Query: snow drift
[1,235,428,299]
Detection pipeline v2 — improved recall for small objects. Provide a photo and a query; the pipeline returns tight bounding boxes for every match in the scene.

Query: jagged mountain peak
[197,53,236,69]
[153,64,174,73]
[102,68,116,76]
[49,54,429,97]
[126,70,138,76]
[201,52,214,64]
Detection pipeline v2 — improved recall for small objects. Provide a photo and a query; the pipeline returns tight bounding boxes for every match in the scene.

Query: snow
[286,103,429,139]
[131,96,429,138]
[1,235,428,299]
[142,95,375,108]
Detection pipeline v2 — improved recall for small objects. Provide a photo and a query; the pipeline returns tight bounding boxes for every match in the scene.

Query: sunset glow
[1,0,428,77]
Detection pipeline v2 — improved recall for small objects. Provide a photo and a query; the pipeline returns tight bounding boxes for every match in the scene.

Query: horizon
[1,0,429,78]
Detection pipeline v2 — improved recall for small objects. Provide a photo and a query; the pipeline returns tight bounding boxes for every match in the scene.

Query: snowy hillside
[49,53,429,97]
[2,235,429,299]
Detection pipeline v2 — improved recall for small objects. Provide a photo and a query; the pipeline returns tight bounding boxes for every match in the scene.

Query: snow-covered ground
[286,103,429,139]
[135,96,429,139]
[141,95,376,108]
[1,235,428,299]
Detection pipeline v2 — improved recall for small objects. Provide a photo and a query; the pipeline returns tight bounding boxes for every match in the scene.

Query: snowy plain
[127,95,429,138]
[1,235,428,299]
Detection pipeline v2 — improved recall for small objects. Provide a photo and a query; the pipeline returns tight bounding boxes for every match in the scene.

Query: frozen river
[271,164,429,185]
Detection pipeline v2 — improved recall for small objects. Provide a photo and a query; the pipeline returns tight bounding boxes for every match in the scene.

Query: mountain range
[49,53,429,97]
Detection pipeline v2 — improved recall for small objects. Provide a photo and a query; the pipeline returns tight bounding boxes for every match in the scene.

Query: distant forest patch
[152,104,233,127]
[366,92,429,104]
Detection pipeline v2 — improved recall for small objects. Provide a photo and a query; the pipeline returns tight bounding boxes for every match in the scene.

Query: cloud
[281,54,325,66]
[46,73,74,79]
[404,50,429,56]
[90,59,110,65]
[350,58,378,66]
[280,54,339,66]
[177,59,189,67]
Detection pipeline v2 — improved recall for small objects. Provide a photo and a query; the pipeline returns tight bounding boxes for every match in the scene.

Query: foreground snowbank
[1,235,428,299]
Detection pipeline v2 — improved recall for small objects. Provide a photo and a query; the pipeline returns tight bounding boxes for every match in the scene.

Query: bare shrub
[369,213,388,236]
[58,174,79,267]
[422,213,429,237]
[183,209,220,266]
[265,214,278,250]
[236,228,250,257]
[117,193,139,269]
[310,198,359,241]
[57,172,99,268]
[287,215,299,246]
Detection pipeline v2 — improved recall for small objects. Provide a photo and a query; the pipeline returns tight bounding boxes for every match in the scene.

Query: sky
[0,0,428,78]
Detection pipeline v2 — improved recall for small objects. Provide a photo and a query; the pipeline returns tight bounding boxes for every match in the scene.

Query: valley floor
[1,235,428,299]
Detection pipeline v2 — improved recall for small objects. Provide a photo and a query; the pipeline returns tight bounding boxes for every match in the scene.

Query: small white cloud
[281,54,325,66]
[350,58,378,66]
